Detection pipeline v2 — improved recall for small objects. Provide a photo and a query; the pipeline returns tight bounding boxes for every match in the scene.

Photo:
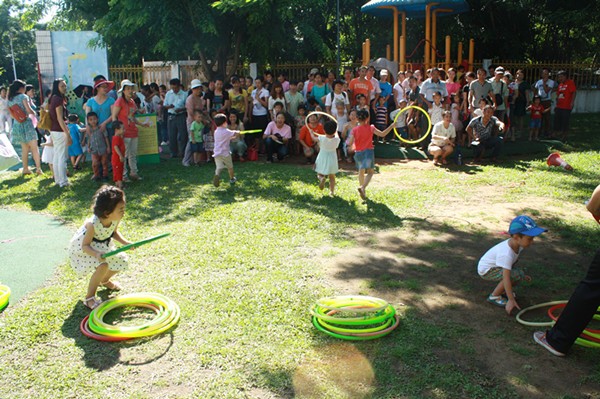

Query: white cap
[310,68,319,75]
[117,79,136,93]
[190,79,202,89]
[380,69,388,76]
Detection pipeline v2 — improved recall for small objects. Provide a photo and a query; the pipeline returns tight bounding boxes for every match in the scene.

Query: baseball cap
[310,68,319,75]
[380,69,388,76]
[495,67,505,75]
[190,79,202,89]
[508,215,547,236]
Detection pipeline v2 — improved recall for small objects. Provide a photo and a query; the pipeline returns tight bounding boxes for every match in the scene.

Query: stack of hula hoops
[517,300,600,349]
[0,284,10,312]
[80,293,180,341]
[311,295,400,340]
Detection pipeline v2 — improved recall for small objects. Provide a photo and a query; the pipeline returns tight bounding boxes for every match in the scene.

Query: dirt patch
[318,178,599,398]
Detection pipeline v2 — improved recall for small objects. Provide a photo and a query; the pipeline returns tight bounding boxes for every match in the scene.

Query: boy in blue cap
[478,215,547,315]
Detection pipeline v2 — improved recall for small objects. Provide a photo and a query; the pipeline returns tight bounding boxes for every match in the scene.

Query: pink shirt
[213,126,236,157]
[264,121,292,140]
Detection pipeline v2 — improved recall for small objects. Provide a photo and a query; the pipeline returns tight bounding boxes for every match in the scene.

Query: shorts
[214,155,233,171]
[190,142,204,153]
[354,148,375,170]
[529,118,541,129]
[112,161,124,182]
[480,266,525,282]
[396,126,408,139]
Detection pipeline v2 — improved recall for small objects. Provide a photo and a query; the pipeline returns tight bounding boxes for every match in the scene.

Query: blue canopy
[361,0,470,19]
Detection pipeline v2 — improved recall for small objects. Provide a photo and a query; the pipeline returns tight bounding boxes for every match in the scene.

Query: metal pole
[8,34,17,80]
[336,0,340,76]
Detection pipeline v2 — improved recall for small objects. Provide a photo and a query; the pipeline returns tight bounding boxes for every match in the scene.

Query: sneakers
[229,177,237,185]
[213,174,220,187]
[533,331,566,357]
[486,294,507,307]
[160,141,169,146]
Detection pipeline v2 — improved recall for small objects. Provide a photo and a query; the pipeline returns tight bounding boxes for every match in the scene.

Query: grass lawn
[0,114,599,398]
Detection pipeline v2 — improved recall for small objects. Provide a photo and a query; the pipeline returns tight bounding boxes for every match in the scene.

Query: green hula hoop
[312,315,400,340]
[316,295,389,313]
[310,302,395,325]
[392,105,432,144]
[515,300,567,327]
[0,285,10,311]
[89,293,180,338]
[101,233,170,259]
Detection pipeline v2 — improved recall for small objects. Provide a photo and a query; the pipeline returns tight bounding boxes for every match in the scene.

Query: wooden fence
[110,60,599,90]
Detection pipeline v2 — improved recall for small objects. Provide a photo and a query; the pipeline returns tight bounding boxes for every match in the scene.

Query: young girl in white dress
[68,185,132,309]
[40,132,54,176]
[311,120,340,196]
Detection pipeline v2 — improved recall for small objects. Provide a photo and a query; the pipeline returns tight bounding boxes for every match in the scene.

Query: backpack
[9,103,28,123]
[493,81,504,107]
[329,91,347,105]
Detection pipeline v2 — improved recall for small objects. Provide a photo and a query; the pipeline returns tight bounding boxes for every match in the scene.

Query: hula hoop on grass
[392,105,432,144]
[304,111,337,136]
[547,303,600,337]
[310,302,395,325]
[515,300,567,327]
[312,314,400,340]
[80,302,160,341]
[101,233,170,259]
[316,295,389,313]
[0,284,10,311]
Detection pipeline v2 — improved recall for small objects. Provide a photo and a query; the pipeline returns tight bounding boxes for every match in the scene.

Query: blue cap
[508,215,547,236]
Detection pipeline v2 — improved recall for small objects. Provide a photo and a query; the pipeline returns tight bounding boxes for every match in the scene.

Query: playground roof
[361,0,470,18]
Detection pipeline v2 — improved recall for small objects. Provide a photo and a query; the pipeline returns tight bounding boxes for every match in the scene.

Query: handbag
[8,104,27,123]
[38,106,52,130]
[247,145,258,161]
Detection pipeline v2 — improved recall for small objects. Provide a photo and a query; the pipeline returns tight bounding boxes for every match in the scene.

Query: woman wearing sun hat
[111,79,145,181]
[85,77,115,142]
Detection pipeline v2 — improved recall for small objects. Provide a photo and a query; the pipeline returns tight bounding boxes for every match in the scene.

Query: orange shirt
[299,123,325,146]
[352,124,376,151]
[348,78,373,105]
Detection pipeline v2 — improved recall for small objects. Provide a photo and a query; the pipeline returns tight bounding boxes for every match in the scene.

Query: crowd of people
[0,64,577,189]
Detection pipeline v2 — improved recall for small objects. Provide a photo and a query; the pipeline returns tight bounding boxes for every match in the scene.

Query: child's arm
[542,107,551,113]
[503,268,520,315]
[104,135,110,153]
[81,223,105,260]
[586,184,600,216]
[112,222,132,245]
[373,122,396,138]
[113,144,124,162]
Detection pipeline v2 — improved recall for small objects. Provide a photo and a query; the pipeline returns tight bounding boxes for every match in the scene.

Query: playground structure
[361,0,473,72]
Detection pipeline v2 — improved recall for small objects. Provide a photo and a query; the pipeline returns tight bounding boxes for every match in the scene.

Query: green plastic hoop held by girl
[81,293,180,340]
[311,295,399,340]
[239,129,262,135]
[393,105,432,144]
[101,233,170,258]
[0,284,10,311]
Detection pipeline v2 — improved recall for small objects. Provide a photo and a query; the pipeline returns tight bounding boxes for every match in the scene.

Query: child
[428,91,444,126]
[68,185,131,310]
[40,132,53,177]
[204,111,216,161]
[450,93,464,145]
[87,112,110,181]
[374,96,388,139]
[346,109,395,202]
[189,110,206,165]
[355,94,369,114]
[526,96,548,141]
[389,99,408,145]
[212,113,240,187]
[331,101,348,161]
[311,120,340,196]
[111,121,126,189]
[342,109,358,163]
[67,114,85,170]
[478,215,546,315]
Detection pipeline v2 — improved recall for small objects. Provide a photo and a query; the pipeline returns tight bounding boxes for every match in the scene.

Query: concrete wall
[573,90,600,113]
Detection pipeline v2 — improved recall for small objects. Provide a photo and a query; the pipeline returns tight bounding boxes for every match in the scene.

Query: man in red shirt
[554,70,577,141]
[348,66,373,107]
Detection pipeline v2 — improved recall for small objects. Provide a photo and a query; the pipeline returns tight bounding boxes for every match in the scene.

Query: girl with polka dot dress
[68,185,132,310]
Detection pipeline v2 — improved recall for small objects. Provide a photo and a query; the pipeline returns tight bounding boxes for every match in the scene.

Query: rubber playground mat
[0,209,72,304]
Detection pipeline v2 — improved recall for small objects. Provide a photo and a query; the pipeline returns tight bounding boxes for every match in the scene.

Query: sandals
[84,296,102,310]
[318,175,326,190]
[357,187,367,201]
[487,294,507,307]
[101,280,122,291]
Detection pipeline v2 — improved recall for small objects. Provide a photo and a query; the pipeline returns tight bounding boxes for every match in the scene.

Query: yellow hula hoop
[0,284,10,310]
[393,105,432,144]
[305,111,337,136]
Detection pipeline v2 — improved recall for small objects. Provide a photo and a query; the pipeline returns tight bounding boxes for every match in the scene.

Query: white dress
[68,215,128,276]
[315,135,340,175]
[41,134,54,164]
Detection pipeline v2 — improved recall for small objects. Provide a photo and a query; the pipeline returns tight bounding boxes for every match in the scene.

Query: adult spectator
[428,111,456,166]
[393,71,406,106]
[112,80,145,180]
[0,86,12,136]
[445,68,461,98]
[512,69,531,136]
[299,113,324,164]
[378,69,393,109]
[533,68,555,137]
[228,111,247,161]
[163,78,188,158]
[402,70,413,92]
[228,77,248,122]
[277,72,290,93]
[85,77,115,144]
[366,66,381,108]
[311,72,330,109]
[284,81,305,118]
[554,70,577,141]
[466,105,504,163]
[348,66,373,107]
[420,67,448,108]
[303,68,318,98]
[469,68,495,111]
[48,78,72,186]
[205,78,230,113]
[263,70,274,92]
[268,82,287,120]
[462,71,476,116]
[325,80,350,115]
[7,80,43,175]
[489,67,509,121]
[182,79,206,166]
[263,111,292,163]
[248,77,270,146]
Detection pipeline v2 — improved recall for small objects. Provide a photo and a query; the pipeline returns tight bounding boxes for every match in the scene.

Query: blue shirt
[86,97,115,126]
[379,82,392,99]
[420,78,448,102]
[164,89,188,114]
